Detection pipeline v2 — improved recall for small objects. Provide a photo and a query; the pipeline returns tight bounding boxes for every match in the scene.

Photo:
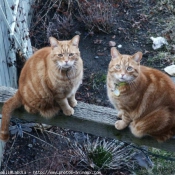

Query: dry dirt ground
[1,0,175,174]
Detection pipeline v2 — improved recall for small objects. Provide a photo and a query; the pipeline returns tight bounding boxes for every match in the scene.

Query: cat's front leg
[115,115,131,130]
[57,98,74,116]
[68,94,77,107]
[117,110,123,119]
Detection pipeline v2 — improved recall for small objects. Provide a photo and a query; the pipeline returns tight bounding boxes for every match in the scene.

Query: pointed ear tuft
[111,47,121,59]
[71,35,80,46]
[49,37,59,48]
[133,52,142,62]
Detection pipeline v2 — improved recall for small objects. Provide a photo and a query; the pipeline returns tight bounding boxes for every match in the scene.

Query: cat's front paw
[63,107,74,116]
[115,120,128,130]
[69,99,77,108]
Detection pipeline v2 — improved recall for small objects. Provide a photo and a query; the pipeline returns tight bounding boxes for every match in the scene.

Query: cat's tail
[0,91,22,142]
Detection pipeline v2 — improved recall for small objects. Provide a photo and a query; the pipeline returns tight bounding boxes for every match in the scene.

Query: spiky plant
[70,136,138,171]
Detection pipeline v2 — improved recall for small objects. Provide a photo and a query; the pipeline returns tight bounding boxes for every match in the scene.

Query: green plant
[88,146,112,168]
[147,51,175,68]
[137,148,175,175]
[71,136,143,172]
[90,73,106,89]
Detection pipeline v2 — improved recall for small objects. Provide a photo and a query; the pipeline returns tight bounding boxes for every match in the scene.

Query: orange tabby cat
[107,47,175,142]
[0,35,83,141]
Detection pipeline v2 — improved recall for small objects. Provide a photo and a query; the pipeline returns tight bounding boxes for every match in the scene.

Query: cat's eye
[58,54,63,57]
[115,64,121,70]
[69,53,74,57]
[126,66,133,72]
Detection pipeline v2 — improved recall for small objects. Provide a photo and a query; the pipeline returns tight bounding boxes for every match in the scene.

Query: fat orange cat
[0,35,83,141]
[107,47,175,142]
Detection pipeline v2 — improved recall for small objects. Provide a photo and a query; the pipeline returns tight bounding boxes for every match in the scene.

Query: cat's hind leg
[40,106,60,118]
[129,121,146,138]
[129,108,174,142]
[24,105,38,114]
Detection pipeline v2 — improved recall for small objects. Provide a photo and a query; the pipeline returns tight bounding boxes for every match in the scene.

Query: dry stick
[20,154,67,169]
[44,130,70,142]
[4,135,18,171]
[23,131,58,150]
[37,0,50,16]
[31,0,61,29]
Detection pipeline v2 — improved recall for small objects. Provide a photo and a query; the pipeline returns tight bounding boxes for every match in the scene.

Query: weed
[136,147,175,175]
[90,73,106,90]
[47,13,75,39]
[70,136,140,172]
[143,0,175,68]
[2,122,151,173]
[147,51,175,68]
[88,146,112,168]
[76,0,116,33]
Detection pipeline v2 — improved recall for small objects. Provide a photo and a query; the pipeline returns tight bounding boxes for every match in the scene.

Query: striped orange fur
[107,47,175,142]
[0,35,83,141]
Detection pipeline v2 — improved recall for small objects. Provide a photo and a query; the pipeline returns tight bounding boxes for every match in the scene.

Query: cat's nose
[121,74,125,77]
[65,61,68,64]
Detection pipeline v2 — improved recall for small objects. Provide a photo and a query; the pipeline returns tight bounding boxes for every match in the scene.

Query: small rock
[88,31,94,36]
[171,45,175,54]
[164,65,175,76]
[109,41,116,47]
[94,39,103,44]
[96,99,102,103]
[117,44,122,48]
[28,144,33,148]
[33,139,36,144]
[94,56,99,59]
[75,31,81,35]
[112,35,116,39]
[97,52,105,56]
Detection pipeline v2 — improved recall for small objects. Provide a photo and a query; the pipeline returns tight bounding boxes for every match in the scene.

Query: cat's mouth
[118,78,136,85]
[119,78,126,82]
[57,61,74,70]
[62,65,72,69]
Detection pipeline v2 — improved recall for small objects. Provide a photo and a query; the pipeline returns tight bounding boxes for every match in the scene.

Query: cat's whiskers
[72,61,78,76]
[55,63,63,73]
[128,81,136,89]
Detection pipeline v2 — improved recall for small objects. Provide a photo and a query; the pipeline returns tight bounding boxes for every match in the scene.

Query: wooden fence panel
[0,0,34,88]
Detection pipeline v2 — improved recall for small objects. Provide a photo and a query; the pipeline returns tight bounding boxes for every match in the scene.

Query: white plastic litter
[164,65,175,76]
[150,36,168,50]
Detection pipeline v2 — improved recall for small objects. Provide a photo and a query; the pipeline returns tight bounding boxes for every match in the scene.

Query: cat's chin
[118,77,136,83]
[61,66,73,70]
[118,78,128,83]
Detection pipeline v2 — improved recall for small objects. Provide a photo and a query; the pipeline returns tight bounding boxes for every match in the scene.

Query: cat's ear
[111,47,121,59]
[71,35,80,47]
[49,37,59,48]
[132,52,142,62]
